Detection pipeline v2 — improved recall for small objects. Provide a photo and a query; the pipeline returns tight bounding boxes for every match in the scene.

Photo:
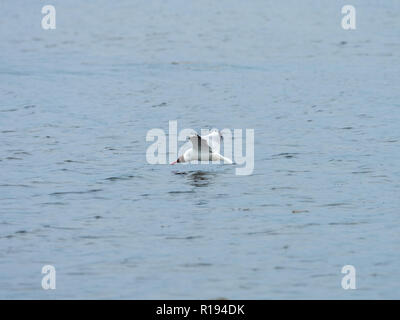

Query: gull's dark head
[171,155,185,165]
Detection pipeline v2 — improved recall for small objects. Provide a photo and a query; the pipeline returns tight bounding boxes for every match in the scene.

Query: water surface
[0,0,399,299]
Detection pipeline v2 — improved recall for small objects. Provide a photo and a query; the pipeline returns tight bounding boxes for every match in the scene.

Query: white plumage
[171,129,233,164]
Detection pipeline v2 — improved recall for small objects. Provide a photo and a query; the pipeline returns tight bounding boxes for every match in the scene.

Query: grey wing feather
[189,134,212,153]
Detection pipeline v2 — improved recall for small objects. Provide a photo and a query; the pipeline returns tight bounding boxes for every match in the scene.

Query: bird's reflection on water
[173,170,216,188]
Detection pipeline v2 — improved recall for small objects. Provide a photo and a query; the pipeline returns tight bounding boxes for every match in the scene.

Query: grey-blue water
[1,0,399,299]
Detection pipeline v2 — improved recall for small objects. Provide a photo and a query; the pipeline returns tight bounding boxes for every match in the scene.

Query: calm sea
[0,0,399,298]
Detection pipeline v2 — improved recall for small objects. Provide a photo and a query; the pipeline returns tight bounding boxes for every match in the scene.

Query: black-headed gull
[171,130,233,164]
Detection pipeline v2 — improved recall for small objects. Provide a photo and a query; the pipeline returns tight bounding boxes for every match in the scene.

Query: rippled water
[1,0,400,299]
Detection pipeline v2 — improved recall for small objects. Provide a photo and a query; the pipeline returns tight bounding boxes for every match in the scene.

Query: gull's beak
[170,160,178,165]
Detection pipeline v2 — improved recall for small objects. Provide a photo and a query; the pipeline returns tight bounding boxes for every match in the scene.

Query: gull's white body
[181,147,232,163]
[171,130,233,164]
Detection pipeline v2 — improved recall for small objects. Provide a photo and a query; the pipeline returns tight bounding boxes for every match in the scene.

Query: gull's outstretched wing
[201,129,223,152]
[189,134,212,154]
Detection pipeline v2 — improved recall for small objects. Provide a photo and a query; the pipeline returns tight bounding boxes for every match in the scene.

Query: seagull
[171,129,233,164]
